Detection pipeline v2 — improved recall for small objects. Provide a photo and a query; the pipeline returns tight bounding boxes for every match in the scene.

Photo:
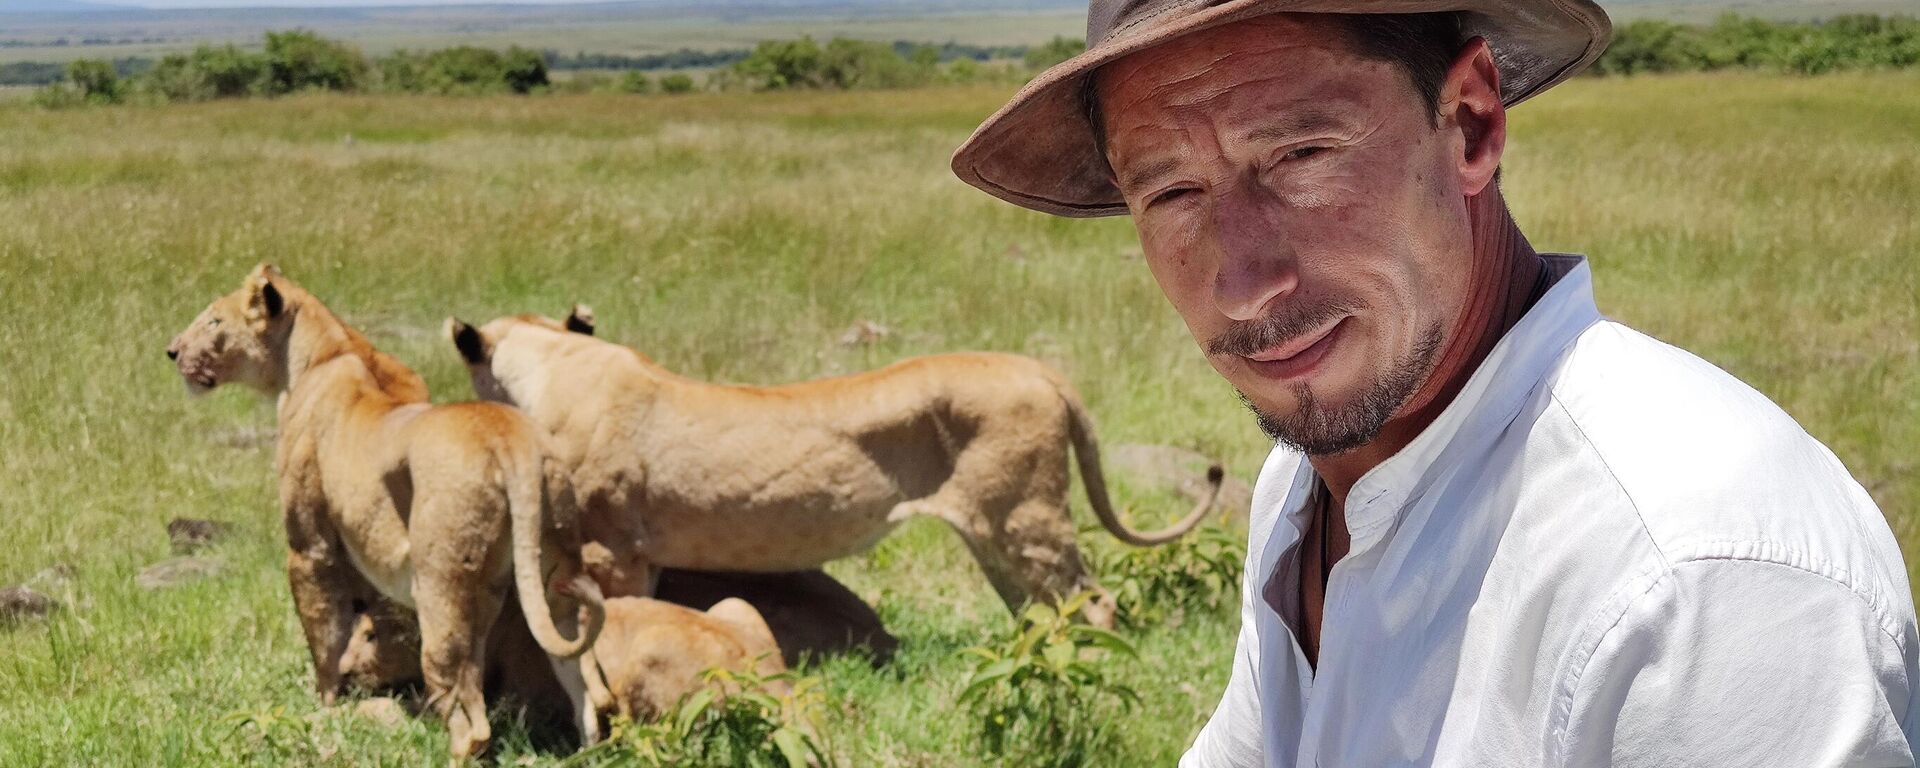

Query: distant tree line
[24,28,1079,106]
[31,14,1911,108]
[30,30,571,106]
[1592,14,1918,75]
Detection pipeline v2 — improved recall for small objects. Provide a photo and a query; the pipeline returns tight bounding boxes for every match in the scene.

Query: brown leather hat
[951,0,1611,218]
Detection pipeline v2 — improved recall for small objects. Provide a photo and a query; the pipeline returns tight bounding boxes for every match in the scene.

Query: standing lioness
[167,266,606,758]
[447,308,1223,627]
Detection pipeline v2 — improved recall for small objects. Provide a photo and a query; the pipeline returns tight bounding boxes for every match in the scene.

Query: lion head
[445,304,594,406]
[166,264,294,396]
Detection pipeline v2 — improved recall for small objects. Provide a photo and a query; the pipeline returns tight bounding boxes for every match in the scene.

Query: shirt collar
[1335,253,1602,550]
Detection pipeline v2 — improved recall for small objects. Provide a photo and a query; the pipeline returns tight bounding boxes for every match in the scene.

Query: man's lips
[1239,317,1347,381]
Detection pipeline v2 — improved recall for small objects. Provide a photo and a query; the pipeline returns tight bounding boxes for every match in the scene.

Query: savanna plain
[0,70,1916,764]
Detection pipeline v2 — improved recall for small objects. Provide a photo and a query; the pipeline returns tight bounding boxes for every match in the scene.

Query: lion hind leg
[414,575,505,760]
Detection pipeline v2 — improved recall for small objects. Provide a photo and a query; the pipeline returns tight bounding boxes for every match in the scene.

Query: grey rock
[0,586,58,624]
[168,518,231,555]
[136,556,225,590]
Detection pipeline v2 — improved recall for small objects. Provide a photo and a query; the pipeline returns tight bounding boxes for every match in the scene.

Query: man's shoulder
[1542,320,1905,599]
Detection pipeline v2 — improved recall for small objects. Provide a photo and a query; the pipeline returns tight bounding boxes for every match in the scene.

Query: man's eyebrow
[1243,109,1351,144]
[1117,156,1182,193]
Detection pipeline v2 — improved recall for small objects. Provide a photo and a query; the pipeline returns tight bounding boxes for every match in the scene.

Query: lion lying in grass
[446,307,1223,628]
[167,265,606,758]
[593,596,789,722]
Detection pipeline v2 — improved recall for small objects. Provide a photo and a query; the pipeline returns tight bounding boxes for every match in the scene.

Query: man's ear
[1437,37,1506,197]
[565,304,595,336]
[445,318,487,364]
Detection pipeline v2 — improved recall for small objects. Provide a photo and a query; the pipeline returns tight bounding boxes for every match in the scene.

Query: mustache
[1206,299,1354,358]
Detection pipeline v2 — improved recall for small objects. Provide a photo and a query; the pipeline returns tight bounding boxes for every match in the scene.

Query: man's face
[1096,13,1479,455]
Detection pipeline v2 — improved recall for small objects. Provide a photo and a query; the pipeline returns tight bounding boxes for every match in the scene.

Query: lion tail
[507,442,604,659]
[1045,366,1221,547]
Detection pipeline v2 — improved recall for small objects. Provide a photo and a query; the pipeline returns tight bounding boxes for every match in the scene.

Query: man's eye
[1150,187,1196,206]
[1282,146,1329,162]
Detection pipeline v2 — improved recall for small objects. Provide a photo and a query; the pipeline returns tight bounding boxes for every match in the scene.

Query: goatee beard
[1238,323,1444,456]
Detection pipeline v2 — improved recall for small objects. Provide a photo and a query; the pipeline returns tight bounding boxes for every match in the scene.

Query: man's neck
[1311,188,1545,509]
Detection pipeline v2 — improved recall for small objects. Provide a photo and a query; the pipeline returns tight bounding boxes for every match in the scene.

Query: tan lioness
[167,266,607,758]
[445,307,1222,628]
[593,597,789,722]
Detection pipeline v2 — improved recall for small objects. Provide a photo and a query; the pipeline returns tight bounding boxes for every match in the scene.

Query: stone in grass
[136,556,225,590]
[167,517,231,555]
[0,586,58,625]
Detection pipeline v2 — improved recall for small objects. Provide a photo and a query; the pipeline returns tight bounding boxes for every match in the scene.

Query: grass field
[0,70,1916,764]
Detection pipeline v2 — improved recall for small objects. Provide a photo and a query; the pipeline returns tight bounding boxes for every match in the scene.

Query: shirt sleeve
[1556,556,1917,768]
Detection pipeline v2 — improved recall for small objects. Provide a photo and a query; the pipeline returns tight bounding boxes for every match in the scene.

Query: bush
[659,73,696,94]
[143,44,268,101]
[1592,13,1920,76]
[262,30,368,94]
[570,664,834,768]
[734,36,826,90]
[29,83,86,109]
[387,45,550,94]
[64,58,122,104]
[1087,524,1244,629]
[1024,36,1086,70]
[618,70,653,94]
[956,593,1140,768]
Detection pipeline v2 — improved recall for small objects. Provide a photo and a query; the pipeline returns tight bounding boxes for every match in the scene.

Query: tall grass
[0,71,1914,763]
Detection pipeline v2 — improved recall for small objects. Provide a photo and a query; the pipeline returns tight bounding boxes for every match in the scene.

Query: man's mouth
[1240,317,1347,381]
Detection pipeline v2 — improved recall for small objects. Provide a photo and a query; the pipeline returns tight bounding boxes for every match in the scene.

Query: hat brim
[951,0,1611,218]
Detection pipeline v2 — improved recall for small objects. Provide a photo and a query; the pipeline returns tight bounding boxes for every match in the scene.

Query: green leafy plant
[1089,524,1245,629]
[956,593,1140,768]
[566,662,833,768]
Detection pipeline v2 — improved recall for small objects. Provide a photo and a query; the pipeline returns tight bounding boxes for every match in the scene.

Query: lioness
[446,307,1223,628]
[167,266,607,758]
[593,597,789,722]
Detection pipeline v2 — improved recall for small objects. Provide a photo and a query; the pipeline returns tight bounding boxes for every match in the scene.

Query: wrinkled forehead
[1093,14,1394,138]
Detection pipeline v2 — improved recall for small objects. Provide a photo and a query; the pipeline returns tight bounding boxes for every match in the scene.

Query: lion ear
[247,274,284,320]
[565,304,595,336]
[446,318,488,364]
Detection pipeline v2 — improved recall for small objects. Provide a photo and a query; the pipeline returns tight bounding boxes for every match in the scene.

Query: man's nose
[1210,183,1300,322]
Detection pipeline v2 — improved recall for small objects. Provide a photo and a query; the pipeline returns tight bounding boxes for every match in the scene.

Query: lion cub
[167,265,606,759]
[592,597,790,722]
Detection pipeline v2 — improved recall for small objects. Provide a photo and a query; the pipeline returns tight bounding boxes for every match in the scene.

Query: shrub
[390,45,550,95]
[1024,36,1086,70]
[659,73,696,94]
[1087,524,1244,629]
[568,664,834,768]
[734,36,826,90]
[262,30,368,94]
[956,593,1141,768]
[618,70,653,94]
[141,45,269,101]
[29,83,86,109]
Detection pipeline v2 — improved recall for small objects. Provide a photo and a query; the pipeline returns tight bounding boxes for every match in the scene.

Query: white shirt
[1182,255,1920,767]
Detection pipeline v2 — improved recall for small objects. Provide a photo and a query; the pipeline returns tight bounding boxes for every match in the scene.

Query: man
[952,1,1919,765]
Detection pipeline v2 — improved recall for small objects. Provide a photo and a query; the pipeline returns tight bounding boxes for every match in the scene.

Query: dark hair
[1084,12,1468,157]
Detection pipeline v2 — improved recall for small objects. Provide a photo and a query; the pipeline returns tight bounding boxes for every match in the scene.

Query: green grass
[0,70,1916,764]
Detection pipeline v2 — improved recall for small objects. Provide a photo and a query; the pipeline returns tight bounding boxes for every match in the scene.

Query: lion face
[166,264,289,396]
